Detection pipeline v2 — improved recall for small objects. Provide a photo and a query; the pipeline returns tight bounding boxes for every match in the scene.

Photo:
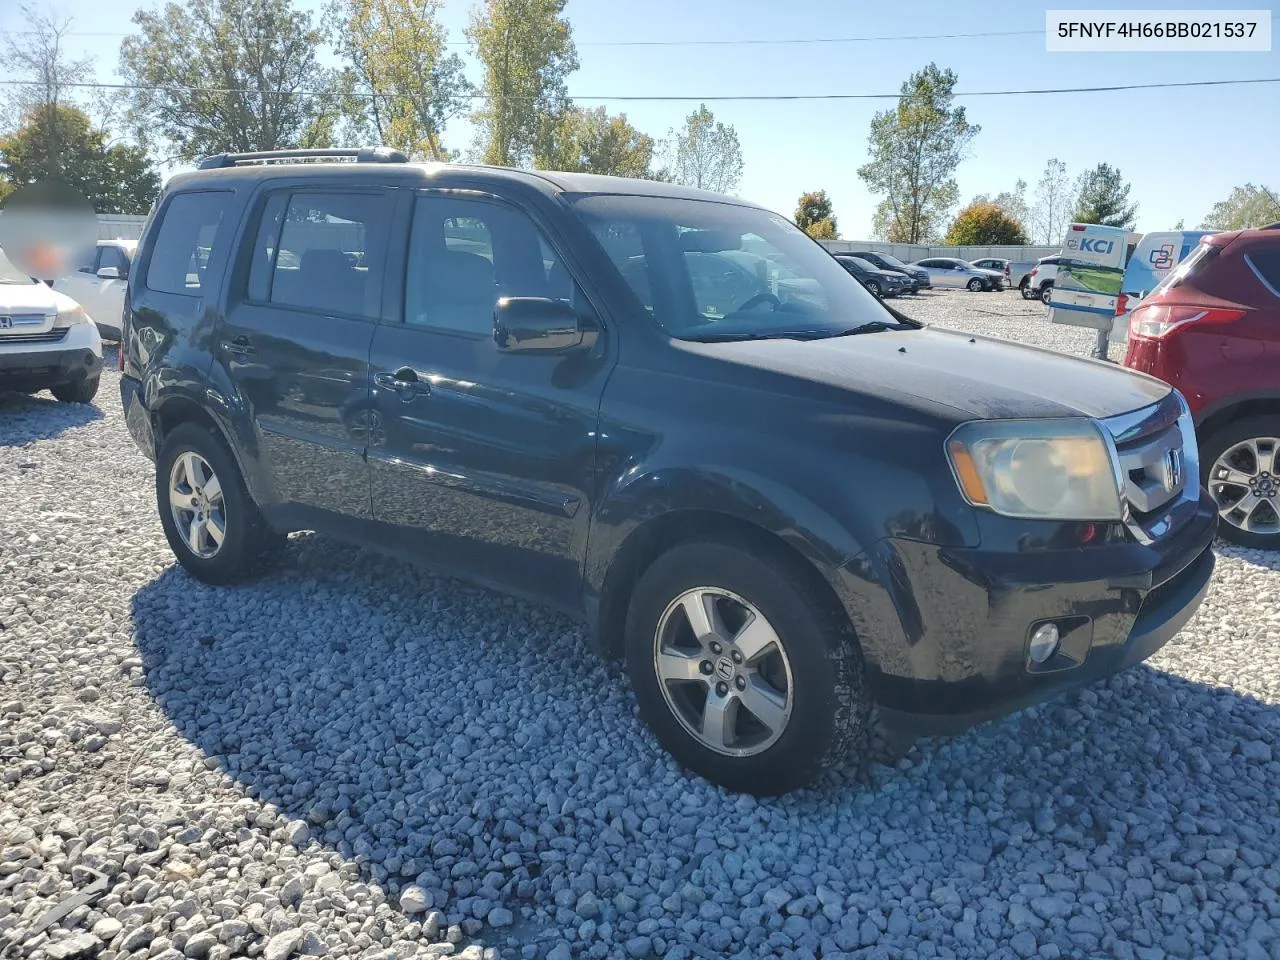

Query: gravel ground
[2,293,1278,960]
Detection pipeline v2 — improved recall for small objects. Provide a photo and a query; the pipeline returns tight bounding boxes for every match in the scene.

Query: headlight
[54,305,89,329]
[947,419,1124,520]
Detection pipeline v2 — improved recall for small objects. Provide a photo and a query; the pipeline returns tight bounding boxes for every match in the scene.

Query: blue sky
[1,0,1277,237]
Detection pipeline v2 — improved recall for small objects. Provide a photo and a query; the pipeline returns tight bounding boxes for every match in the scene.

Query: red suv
[1124,225,1280,548]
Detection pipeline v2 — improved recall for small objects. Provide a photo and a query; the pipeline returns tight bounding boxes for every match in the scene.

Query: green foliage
[1071,163,1138,229]
[534,106,656,178]
[119,0,331,162]
[0,105,160,213]
[325,0,472,161]
[667,104,743,195]
[1200,184,1280,230]
[794,190,838,240]
[973,179,1028,228]
[468,0,578,167]
[1032,158,1071,244]
[943,201,1027,245]
[857,63,978,243]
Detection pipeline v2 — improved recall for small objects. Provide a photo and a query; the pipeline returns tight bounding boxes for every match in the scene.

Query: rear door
[215,187,395,521]
[367,189,612,610]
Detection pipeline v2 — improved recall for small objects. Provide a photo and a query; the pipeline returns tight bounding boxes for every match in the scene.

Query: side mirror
[97,266,121,280]
[494,297,594,354]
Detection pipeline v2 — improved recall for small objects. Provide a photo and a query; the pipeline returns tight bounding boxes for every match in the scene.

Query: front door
[216,188,395,521]
[368,191,613,610]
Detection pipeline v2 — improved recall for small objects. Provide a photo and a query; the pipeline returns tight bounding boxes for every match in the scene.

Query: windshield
[0,248,37,285]
[878,254,908,269]
[848,257,878,271]
[573,195,890,340]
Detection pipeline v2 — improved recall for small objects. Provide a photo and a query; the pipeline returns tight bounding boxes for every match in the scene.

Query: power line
[0,76,1276,102]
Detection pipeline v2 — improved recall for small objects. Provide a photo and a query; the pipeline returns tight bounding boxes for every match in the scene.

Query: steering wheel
[736,291,781,312]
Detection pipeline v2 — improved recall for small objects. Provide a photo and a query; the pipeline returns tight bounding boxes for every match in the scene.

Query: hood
[695,324,1171,422]
[974,268,1004,278]
[0,280,60,314]
[872,269,907,281]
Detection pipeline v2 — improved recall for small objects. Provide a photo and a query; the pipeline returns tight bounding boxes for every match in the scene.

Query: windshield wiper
[827,321,911,336]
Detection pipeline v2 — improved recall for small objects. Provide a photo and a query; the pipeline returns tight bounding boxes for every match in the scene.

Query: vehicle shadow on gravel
[0,390,104,444]
[128,533,1280,957]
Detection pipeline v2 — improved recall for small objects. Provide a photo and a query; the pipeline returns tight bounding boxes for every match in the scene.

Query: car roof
[164,160,759,208]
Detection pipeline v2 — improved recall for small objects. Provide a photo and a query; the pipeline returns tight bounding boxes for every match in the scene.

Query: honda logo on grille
[0,316,11,330]
[1160,448,1183,493]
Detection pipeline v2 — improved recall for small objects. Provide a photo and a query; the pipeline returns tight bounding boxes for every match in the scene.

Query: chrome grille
[0,312,51,331]
[1103,392,1199,543]
[0,328,68,344]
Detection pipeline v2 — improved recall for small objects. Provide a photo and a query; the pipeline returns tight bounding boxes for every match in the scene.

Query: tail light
[1114,295,1128,316]
[1029,268,1038,280]
[117,337,126,371]
[1128,304,1245,340]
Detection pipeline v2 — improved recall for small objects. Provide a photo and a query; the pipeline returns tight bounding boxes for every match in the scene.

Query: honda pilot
[120,149,1217,795]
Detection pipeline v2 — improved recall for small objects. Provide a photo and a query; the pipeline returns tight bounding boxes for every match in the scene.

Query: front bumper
[0,324,103,389]
[868,490,1218,735]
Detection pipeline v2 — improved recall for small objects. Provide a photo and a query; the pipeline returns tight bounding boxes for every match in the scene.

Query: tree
[1200,184,1280,231]
[534,106,656,178]
[857,63,979,244]
[467,0,578,167]
[119,0,331,162]
[943,201,1027,245]
[666,104,744,194]
[0,105,160,213]
[974,179,1029,228]
[325,0,472,161]
[1031,159,1071,244]
[1172,218,1185,230]
[1072,162,1138,229]
[794,190,838,240]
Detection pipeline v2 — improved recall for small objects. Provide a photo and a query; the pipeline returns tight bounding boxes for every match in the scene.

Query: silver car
[912,257,1005,291]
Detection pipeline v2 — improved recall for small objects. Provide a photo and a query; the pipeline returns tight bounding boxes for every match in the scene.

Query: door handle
[374,366,430,398]
[221,337,255,357]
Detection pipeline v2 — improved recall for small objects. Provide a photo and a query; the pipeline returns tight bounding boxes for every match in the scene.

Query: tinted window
[1151,243,1218,297]
[405,196,575,334]
[575,195,887,341]
[146,192,232,296]
[1246,246,1280,297]
[917,259,940,268]
[249,192,391,319]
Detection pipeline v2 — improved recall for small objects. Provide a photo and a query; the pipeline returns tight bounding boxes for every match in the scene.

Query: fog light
[1029,623,1060,664]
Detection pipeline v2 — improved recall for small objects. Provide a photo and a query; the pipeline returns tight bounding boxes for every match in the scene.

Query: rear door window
[1245,246,1280,298]
[146,191,233,296]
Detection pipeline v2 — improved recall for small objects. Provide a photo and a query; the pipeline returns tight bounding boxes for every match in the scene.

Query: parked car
[1123,225,1280,549]
[833,254,909,298]
[913,257,1004,291]
[121,148,1217,796]
[970,257,1012,288]
[0,245,103,402]
[53,239,137,341]
[1022,256,1060,302]
[846,252,929,291]
[1006,259,1038,289]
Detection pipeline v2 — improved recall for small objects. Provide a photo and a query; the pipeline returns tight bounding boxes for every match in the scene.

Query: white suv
[0,246,103,403]
[54,239,136,341]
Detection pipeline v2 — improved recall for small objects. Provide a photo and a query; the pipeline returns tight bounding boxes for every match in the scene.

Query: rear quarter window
[145,191,233,296]
[1245,246,1280,298]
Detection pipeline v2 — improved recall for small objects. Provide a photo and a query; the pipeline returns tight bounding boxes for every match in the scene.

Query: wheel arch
[1195,394,1280,444]
[591,507,862,665]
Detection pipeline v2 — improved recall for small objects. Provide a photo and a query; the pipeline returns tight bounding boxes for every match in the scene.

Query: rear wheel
[1202,417,1280,549]
[624,539,868,795]
[1039,283,1054,303]
[967,278,983,292]
[51,375,99,404]
[156,423,286,583]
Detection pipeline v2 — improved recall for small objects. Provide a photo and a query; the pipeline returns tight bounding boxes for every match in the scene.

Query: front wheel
[156,423,286,583]
[864,280,881,298]
[967,278,983,292]
[1202,417,1280,549]
[51,375,99,403]
[625,539,868,795]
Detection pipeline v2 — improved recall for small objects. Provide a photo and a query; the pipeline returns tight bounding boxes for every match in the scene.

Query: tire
[865,280,881,298]
[967,278,983,292]
[1201,416,1280,550]
[624,538,868,795]
[156,422,286,584]
[51,375,99,404]
[1039,283,1054,303]
[1019,280,1033,299]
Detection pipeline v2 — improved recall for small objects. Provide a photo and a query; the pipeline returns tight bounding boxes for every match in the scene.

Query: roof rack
[196,147,409,170]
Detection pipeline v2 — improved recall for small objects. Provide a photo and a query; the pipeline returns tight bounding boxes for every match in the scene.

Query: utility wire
[0,76,1276,102]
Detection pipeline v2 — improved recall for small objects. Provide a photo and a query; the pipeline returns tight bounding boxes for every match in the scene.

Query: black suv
[121,148,1217,795]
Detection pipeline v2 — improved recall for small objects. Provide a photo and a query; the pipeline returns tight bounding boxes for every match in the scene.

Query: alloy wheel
[168,451,226,559]
[653,587,794,757]
[1210,437,1280,536]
